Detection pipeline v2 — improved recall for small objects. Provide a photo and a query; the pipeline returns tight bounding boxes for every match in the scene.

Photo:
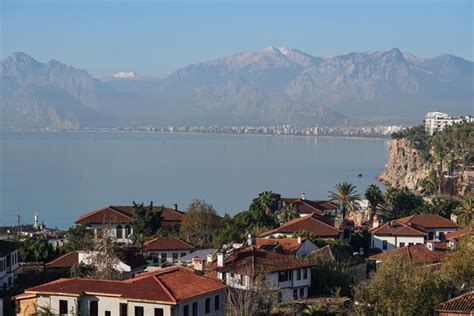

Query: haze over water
[0,132,389,228]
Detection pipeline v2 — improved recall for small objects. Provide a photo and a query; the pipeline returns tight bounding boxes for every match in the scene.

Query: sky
[1,0,473,77]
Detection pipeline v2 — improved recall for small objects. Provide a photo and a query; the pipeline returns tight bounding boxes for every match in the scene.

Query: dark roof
[144,236,195,251]
[75,205,184,225]
[0,240,21,256]
[260,215,340,238]
[255,238,305,255]
[438,291,474,313]
[212,246,313,275]
[23,266,227,303]
[369,244,446,265]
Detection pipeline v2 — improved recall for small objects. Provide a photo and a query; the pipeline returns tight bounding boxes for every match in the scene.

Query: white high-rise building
[424,112,473,135]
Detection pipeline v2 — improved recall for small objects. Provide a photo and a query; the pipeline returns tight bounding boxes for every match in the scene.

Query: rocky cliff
[378,139,432,191]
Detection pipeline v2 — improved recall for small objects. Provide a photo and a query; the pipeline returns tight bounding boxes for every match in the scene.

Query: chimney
[192,256,205,275]
[247,233,256,246]
[301,193,306,200]
[297,236,302,244]
[217,252,224,268]
[207,253,215,263]
[173,204,178,211]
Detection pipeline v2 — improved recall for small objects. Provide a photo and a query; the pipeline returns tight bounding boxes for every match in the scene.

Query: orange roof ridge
[152,275,177,303]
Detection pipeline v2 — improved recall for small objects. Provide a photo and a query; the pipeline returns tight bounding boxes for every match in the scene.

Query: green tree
[365,184,383,223]
[454,197,474,227]
[249,191,281,216]
[381,186,424,220]
[19,236,54,262]
[179,199,223,248]
[329,182,361,218]
[130,201,163,252]
[418,197,460,219]
[65,224,94,252]
[273,202,298,225]
[354,256,449,315]
[442,235,474,288]
[308,256,350,296]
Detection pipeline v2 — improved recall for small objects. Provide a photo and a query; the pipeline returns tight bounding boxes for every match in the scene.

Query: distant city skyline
[2,0,472,77]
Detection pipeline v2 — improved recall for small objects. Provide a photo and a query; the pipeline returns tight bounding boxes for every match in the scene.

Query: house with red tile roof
[254,237,318,257]
[75,205,185,243]
[370,214,458,251]
[208,246,313,302]
[46,251,148,276]
[259,215,341,239]
[369,243,447,266]
[15,265,227,316]
[437,291,474,316]
[280,194,339,217]
[143,236,195,265]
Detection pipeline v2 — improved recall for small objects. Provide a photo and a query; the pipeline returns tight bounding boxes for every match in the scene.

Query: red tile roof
[446,228,472,240]
[46,252,79,269]
[438,291,474,313]
[282,198,338,215]
[75,205,184,225]
[213,246,313,275]
[144,236,195,251]
[255,238,304,255]
[23,266,226,303]
[259,215,340,238]
[369,244,446,265]
[371,214,458,237]
[371,221,426,237]
[397,214,458,229]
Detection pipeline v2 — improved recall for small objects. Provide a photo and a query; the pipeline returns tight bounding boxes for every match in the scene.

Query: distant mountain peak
[113,71,137,79]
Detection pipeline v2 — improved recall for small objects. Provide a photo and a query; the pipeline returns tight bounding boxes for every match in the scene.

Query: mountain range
[1,48,472,129]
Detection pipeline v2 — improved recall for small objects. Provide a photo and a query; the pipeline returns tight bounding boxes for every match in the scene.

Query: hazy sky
[2,0,472,77]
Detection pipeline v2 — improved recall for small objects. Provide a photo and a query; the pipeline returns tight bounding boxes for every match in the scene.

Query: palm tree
[365,184,383,223]
[454,197,473,227]
[274,203,298,225]
[251,191,281,215]
[329,182,361,218]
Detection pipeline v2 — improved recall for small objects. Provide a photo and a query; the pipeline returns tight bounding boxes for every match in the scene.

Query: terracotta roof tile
[259,215,340,238]
[144,236,195,251]
[46,252,79,269]
[446,227,472,240]
[281,198,338,215]
[255,238,303,255]
[438,291,474,313]
[24,266,226,303]
[397,214,458,229]
[75,205,184,225]
[369,244,446,264]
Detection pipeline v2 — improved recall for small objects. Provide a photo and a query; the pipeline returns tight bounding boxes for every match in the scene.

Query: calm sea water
[0,132,389,228]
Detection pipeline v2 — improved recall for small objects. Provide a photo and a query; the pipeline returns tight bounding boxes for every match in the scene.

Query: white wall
[295,240,318,257]
[425,228,456,241]
[37,294,79,315]
[174,292,225,316]
[147,250,192,264]
[371,235,424,250]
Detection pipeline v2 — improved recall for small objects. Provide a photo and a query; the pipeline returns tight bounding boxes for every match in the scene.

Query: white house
[371,214,458,251]
[45,251,148,277]
[0,240,20,292]
[212,246,313,302]
[143,236,195,264]
[259,215,341,239]
[255,237,318,257]
[15,265,227,316]
[75,205,185,243]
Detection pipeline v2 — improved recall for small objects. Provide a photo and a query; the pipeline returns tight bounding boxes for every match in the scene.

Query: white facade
[34,291,225,316]
[89,223,133,244]
[425,228,457,241]
[295,240,319,257]
[76,251,144,274]
[371,235,424,251]
[147,250,192,265]
[0,249,19,292]
[425,112,473,135]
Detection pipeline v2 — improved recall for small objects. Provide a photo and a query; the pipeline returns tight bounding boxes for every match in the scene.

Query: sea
[0,131,390,229]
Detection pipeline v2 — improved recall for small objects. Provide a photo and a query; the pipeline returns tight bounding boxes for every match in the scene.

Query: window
[161,253,167,263]
[214,295,220,311]
[116,225,123,239]
[239,274,244,285]
[382,240,387,250]
[192,302,198,316]
[90,301,98,316]
[428,232,434,240]
[278,271,290,282]
[134,306,144,316]
[120,304,128,316]
[399,242,405,247]
[205,298,211,313]
[125,225,132,237]
[181,252,186,257]
[172,253,179,262]
[303,268,308,279]
[300,288,305,298]
[59,300,68,315]
[297,269,301,280]
[105,312,111,316]
[154,308,164,316]
[439,232,446,240]
[293,289,298,300]
[409,243,414,246]
[184,305,189,316]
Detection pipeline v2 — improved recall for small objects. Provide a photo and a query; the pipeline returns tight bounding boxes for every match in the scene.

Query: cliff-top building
[424,112,473,135]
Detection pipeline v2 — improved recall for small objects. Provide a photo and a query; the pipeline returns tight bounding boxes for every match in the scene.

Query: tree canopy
[131,201,163,251]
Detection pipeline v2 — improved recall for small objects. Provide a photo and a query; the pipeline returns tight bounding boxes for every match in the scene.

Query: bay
[0,131,389,228]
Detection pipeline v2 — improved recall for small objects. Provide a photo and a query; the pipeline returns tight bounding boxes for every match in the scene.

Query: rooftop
[371,214,457,237]
[259,215,340,238]
[144,236,195,251]
[369,243,446,265]
[22,266,226,303]
[255,237,304,255]
[0,240,21,256]
[438,291,474,313]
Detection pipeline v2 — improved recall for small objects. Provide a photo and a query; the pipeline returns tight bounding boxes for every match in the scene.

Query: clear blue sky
[1,0,472,77]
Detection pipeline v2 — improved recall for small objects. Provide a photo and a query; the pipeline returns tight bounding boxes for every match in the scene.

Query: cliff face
[378,139,432,191]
